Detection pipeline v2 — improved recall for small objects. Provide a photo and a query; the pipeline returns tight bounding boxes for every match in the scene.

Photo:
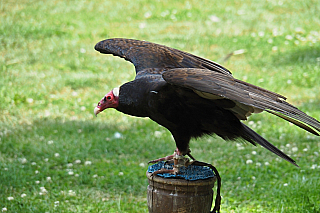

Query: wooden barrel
[146,172,216,213]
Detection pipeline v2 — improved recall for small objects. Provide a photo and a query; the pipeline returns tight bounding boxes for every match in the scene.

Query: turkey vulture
[94,38,320,168]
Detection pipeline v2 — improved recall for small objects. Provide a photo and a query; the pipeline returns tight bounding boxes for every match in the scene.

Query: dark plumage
[94,38,320,167]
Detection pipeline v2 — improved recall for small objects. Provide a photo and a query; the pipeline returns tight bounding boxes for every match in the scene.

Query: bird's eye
[107,96,111,100]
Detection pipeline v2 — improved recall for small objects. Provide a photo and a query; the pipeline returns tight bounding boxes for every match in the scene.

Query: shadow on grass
[3,117,173,160]
[272,45,320,66]
[1,117,171,201]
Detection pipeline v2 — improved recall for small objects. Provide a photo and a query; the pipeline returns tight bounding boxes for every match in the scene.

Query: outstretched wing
[94,38,232,76]
[162,68,320,135]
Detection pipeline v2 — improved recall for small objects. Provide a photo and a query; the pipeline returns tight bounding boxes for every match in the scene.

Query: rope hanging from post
[188,161,221,213]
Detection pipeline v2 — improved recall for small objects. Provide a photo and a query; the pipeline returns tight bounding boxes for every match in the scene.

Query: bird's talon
[173,154,185,160]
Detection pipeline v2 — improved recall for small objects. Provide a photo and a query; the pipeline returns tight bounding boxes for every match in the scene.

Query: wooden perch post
[146,172,216,213]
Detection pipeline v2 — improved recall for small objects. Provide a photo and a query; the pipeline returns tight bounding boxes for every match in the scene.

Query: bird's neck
[116,83,149,117]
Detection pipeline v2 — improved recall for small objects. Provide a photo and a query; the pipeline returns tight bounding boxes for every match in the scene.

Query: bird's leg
[148,148,196,164]
[148,149,177,164]
[150,148,193,175]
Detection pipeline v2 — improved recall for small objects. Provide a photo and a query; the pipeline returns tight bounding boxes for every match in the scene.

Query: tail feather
[241,123,299,167]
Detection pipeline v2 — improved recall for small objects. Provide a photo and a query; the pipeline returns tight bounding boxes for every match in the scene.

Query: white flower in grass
[54,201,59,207]
[93,174,98,178]
[144,11,152,18]
[295,27,304,34]
[237,146,244,150]
[40,187,48,195]
[248,121,255,126]
[21,193,27,198]
[2,207,7,212]
[292,147,298,152]
[54,153,60,157]
[84,161,92,165]
[154,131,162,138]
[74,159,81,164]
[283,183,288,186]
[48,140,54,145]
[44,158,49,162]
[7,197,14,201]
[303,148,308,152]
[139,23,146,29]
[68,171,74,176]
[20,158,27,164]
[80,48,86,53]
[246,159,253,164]
[118,172,124,176]
[272,29,280,36]
[35,170,39,174]
[67,163,73,167]
[68,190,76,196]
[114,132,122,139]
[285,35,293,40]
[256,162,262,167]
[252,151,257,155]
[265,162,270,166]
[75,174,79,177]
[35,180,40,184]
[258,31,265,37]
[252,176,256,180]
[311,164,317,169]
[46,177,52,182]
[236,143,244,150]
[209,15,220,23]
[31,162,37,165]
[139,162,145,167]
[170,14,177,21]
[161,10,169,17]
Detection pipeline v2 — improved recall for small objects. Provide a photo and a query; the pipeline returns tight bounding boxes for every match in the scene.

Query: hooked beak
[94,106,101,117]
[94,89,119,117]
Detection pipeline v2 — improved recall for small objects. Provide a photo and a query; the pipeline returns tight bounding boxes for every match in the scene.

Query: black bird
[94,38,320,168]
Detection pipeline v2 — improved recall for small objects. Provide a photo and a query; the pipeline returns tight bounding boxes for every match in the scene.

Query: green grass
[1,0,320,212]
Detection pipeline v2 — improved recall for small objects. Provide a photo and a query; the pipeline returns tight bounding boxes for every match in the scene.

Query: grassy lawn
[1,0,320,212]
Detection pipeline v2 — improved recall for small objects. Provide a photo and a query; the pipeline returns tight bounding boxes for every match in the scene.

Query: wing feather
[94,38,232,76]
[162,68,320,135]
